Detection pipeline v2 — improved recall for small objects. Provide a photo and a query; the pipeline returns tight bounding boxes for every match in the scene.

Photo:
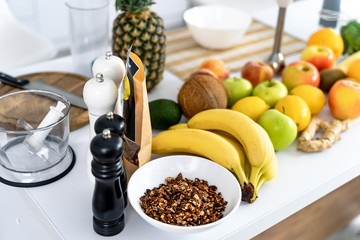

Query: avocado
[149,99,182,130]
[319,69,347,92]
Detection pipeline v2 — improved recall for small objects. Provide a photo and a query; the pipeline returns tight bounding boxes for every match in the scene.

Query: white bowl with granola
[127,155,241,233]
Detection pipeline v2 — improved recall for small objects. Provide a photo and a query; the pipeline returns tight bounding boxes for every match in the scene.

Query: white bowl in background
[183,5,252,50]
[127,155,241,233]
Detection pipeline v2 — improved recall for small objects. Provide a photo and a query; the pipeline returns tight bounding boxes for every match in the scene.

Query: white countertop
[2,0,360,239]
[3,55,360,240]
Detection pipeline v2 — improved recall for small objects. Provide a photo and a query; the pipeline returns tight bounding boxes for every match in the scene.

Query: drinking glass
[65,0,110,77]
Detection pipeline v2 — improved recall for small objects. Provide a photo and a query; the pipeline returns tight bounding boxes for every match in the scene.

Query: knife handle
[0,72,30,88]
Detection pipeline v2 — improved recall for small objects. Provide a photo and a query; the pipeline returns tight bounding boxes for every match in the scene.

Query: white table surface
[2,1,360,239]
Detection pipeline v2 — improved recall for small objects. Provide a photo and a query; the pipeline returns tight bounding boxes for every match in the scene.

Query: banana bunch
[152,109,278,203]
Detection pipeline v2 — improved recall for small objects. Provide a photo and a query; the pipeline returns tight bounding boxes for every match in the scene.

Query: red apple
[241,61,274,87]
[328,80,360,120]
[281,61,320,90]
[300,45,335,71]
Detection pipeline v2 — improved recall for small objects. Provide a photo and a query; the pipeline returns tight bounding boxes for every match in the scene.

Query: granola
[139,173,227,226]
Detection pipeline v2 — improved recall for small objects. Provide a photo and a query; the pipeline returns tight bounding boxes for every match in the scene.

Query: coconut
[186,69,218,82]
[177,73,227,119]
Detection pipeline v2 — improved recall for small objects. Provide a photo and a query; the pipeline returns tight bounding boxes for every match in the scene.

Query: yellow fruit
[347,58,360,82]
[274,95,311,132]
[187,109,276,203]
[307,28,344,59]
[152,128,248,186]
[290,85,326,115]
[336,50,360,73]
[168,123,188,130]
[231,96,270,122]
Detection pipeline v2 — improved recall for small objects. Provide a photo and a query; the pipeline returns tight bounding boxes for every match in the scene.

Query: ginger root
[298,116,351,152]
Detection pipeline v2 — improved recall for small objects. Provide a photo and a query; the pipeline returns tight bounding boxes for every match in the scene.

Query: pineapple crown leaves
[115,0,155,13]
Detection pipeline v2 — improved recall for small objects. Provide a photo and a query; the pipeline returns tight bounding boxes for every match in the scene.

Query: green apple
[258,109,297,151]
[223,77,253,107]
[252,80,288,108]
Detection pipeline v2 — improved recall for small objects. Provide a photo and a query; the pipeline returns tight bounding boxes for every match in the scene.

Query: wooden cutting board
[165,20,306,79]
[0,72,90,131]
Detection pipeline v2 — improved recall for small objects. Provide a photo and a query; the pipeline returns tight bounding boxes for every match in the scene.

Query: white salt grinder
[24,101,66,153]
[83,73,118,182]
[92,51,126,87]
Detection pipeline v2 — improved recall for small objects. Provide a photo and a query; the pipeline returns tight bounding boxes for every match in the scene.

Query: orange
[347,58,360,82]
[290,84,326,115]
[231,96,270,122]
[199,58,230,81]
[274,95,311,132]
[307,28,344,59]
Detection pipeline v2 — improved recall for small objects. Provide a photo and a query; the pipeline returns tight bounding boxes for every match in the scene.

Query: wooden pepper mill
[90,129,125,236]
[94,111,128,208]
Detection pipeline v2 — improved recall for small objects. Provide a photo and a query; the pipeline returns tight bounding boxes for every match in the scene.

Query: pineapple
[112,0,166,91]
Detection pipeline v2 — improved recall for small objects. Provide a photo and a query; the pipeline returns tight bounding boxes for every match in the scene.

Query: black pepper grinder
[91,129,125,236]
[94,111,128,208]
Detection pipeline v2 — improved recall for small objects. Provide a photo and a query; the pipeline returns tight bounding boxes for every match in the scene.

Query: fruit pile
[149,25,360,203]
[173,27,359,151]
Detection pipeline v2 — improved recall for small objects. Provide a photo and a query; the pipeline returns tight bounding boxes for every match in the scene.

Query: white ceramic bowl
[183,5,252,50]
[127,155,241,233]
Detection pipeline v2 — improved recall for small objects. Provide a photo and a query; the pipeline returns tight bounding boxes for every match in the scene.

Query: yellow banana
[210,130,247,171]
[210,130,248,183]
[229,116,277,202]
[152,128,248,187]
[254,150,276,184]
[168,123,188,130]
[253,153,278,201]
[247,120,276,188]
[336,50,360,73]
[187,109,276,202]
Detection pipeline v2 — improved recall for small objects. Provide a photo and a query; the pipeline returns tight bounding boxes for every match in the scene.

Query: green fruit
[258,109,297,151]
[319,69,347,92]
[222,77,253,108]
[149,99,182,130]
[252,80,288,108]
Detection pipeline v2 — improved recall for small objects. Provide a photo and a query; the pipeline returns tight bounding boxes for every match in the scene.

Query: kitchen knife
[0,72,87,109]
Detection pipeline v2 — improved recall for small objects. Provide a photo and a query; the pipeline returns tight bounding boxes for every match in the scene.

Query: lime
[149,99,182,130]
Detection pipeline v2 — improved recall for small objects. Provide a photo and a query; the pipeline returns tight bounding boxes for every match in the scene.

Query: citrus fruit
[274,95,311,132]
[307,28,344,59]
[199,58,230,81]
[149,99,182,130]
[231,96,270,122]
[290,84,326,115]
[346,58,360,82]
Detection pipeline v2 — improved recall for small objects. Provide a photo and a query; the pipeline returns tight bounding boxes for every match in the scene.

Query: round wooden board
[0,72,89,131]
